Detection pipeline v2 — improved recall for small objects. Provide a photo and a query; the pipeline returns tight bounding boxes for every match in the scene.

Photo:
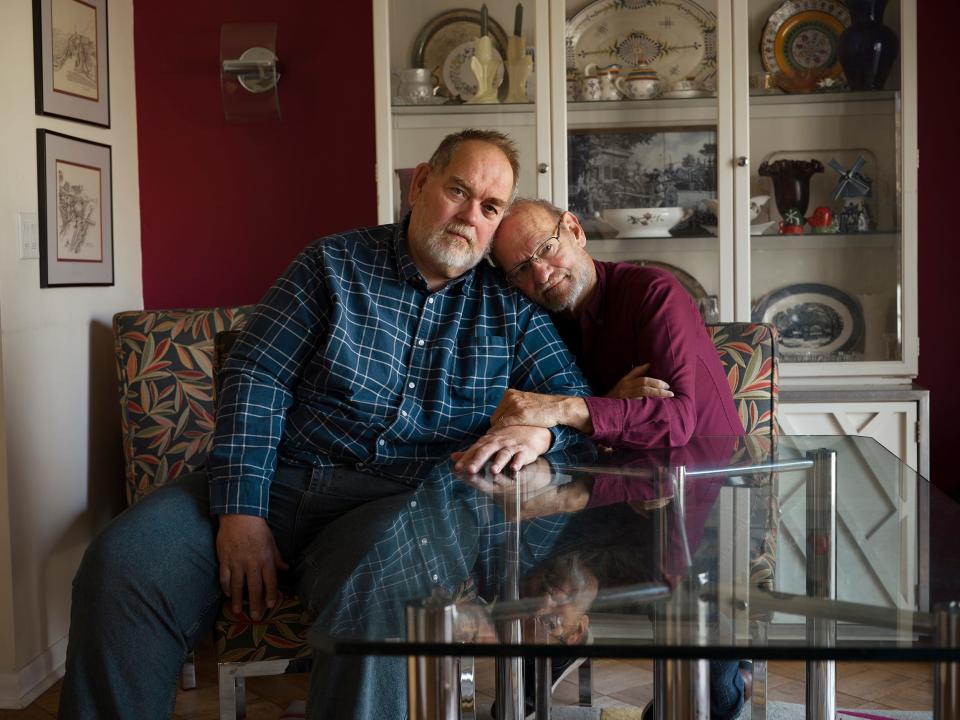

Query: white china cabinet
[372,0,926,472]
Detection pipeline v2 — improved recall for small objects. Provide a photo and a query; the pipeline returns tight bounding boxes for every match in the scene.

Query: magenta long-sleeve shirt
[553,261,743,449]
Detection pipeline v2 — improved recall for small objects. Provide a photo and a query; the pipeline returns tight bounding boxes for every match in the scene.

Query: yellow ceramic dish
[773,10,846,80]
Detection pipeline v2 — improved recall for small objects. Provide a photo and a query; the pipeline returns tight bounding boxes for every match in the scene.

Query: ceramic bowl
[601,207,685,237]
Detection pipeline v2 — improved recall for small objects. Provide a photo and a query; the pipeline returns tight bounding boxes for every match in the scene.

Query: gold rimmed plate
[760,0,850,80]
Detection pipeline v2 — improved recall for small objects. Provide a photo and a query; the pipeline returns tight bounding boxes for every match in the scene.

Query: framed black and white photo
[567,126,717,235]
[33,0,110,126]
[37,130,114,287]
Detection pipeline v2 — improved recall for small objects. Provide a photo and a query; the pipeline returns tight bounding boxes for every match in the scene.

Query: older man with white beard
[58,131,592,720]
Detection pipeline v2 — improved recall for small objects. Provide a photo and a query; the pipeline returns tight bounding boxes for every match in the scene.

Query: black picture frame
[37,129,114,287]
[33,0,111,127]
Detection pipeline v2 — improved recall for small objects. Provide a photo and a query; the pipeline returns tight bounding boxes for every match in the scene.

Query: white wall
[0,0,143,707]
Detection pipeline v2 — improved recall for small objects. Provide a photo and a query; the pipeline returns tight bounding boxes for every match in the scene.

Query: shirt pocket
[449,335,511,402]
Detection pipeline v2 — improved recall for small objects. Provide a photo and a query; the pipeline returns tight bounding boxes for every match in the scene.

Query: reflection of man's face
[526,556,598,645]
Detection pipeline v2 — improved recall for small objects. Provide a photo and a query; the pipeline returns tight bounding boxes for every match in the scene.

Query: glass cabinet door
[739,0,916,378]
[555,0,729,323]
[375,0,551,222]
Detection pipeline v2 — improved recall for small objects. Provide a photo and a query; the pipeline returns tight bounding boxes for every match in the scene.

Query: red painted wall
[917,3,959,497]
[134,1,376,309]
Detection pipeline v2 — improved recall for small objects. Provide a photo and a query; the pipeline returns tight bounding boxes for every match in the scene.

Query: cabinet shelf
[752,232,900,250]
[749,89,898,105]
[392,102,534,115]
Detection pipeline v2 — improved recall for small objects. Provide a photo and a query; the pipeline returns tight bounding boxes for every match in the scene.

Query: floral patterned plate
[760,0,851,80]
[566,0,717,88]
[442,40,504,101]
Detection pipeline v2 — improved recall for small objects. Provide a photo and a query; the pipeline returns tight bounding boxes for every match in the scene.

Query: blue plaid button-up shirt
[208,222,591,516]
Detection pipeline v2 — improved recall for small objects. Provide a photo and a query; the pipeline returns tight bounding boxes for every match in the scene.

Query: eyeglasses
[505,213,566,283]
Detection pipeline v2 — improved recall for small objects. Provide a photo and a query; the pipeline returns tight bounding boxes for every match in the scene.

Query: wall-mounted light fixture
[220,23,281,122]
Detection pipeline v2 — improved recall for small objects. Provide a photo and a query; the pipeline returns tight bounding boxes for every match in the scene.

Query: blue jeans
[58,464,417,720]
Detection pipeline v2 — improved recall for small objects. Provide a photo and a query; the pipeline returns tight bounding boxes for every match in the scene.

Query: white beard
[423,223,485,276]
[539,262,590,313]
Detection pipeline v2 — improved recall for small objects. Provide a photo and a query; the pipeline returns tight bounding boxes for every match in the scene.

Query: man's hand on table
[216,514,289,621]
[451,424,552,474]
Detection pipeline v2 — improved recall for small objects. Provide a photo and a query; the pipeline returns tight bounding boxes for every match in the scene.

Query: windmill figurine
[829,155,873,232]
[828,155,872,200]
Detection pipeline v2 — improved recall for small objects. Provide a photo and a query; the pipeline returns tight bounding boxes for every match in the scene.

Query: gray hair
[488,197,569,268]
[428,129,521,199]
[502,196,566,221]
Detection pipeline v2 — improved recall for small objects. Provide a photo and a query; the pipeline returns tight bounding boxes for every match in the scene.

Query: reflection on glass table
[309,435,957,720]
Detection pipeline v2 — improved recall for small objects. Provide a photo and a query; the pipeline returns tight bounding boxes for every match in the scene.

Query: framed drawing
[567,126,717,236]
[37,130,114,287]
[33,0,110,126]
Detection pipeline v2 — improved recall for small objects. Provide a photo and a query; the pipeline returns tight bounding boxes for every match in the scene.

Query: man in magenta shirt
[484,197,743,449]
[487,198,750,720]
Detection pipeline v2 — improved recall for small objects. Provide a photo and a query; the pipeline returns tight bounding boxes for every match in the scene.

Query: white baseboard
[0,634,68,709]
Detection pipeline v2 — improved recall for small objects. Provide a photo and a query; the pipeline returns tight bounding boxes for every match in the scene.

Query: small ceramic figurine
[505,36,532,103]
[807,206,835,233]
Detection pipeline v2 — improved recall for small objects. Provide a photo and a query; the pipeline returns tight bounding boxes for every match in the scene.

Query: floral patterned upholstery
[706,322,780,438]
[114,307,254,505]
[113,307,311,667]
[707,321,781,591]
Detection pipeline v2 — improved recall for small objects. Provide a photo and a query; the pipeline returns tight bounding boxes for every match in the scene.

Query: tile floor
[1,638,934,719]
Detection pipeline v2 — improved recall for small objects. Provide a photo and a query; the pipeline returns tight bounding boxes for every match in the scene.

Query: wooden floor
[2,637,934,719]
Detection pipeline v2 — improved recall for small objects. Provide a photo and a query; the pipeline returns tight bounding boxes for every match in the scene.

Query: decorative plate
[566,0,717,87]
[760,0,850,80]
[628,259,707,300]
[412,9,508,89]
[751,283,864,359]
[442,40,505,101]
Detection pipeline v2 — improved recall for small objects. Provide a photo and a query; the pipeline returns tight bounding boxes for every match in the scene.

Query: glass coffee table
[310,436,959,719]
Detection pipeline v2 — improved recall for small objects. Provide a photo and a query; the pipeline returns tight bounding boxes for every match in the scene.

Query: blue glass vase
[838,0,899,90]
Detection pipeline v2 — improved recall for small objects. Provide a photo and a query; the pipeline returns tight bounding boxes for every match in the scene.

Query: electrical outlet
[18,212,39,259]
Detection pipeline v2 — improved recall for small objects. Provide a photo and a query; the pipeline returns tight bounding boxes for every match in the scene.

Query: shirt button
[408,382,415,389]
[410,500,417,508]
[417,339,425,346]
[420,537,428,545]
[379,439,385,446]
[428,297,434,304]
[401,410,408,417]
[432,574,439,582]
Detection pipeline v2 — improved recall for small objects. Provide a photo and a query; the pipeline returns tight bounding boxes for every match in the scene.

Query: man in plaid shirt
[59,129,591,719]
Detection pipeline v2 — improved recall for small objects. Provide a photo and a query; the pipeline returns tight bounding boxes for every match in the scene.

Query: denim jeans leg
[58,471,222,720]
[288,469,417,720]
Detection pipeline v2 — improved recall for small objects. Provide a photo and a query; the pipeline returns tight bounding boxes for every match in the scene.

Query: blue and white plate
[751,283,863,359]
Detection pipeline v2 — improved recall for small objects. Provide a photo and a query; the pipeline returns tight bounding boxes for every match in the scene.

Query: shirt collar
[393,218,475,295]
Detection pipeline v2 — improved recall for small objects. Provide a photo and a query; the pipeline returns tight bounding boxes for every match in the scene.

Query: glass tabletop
[310,435,959,661]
